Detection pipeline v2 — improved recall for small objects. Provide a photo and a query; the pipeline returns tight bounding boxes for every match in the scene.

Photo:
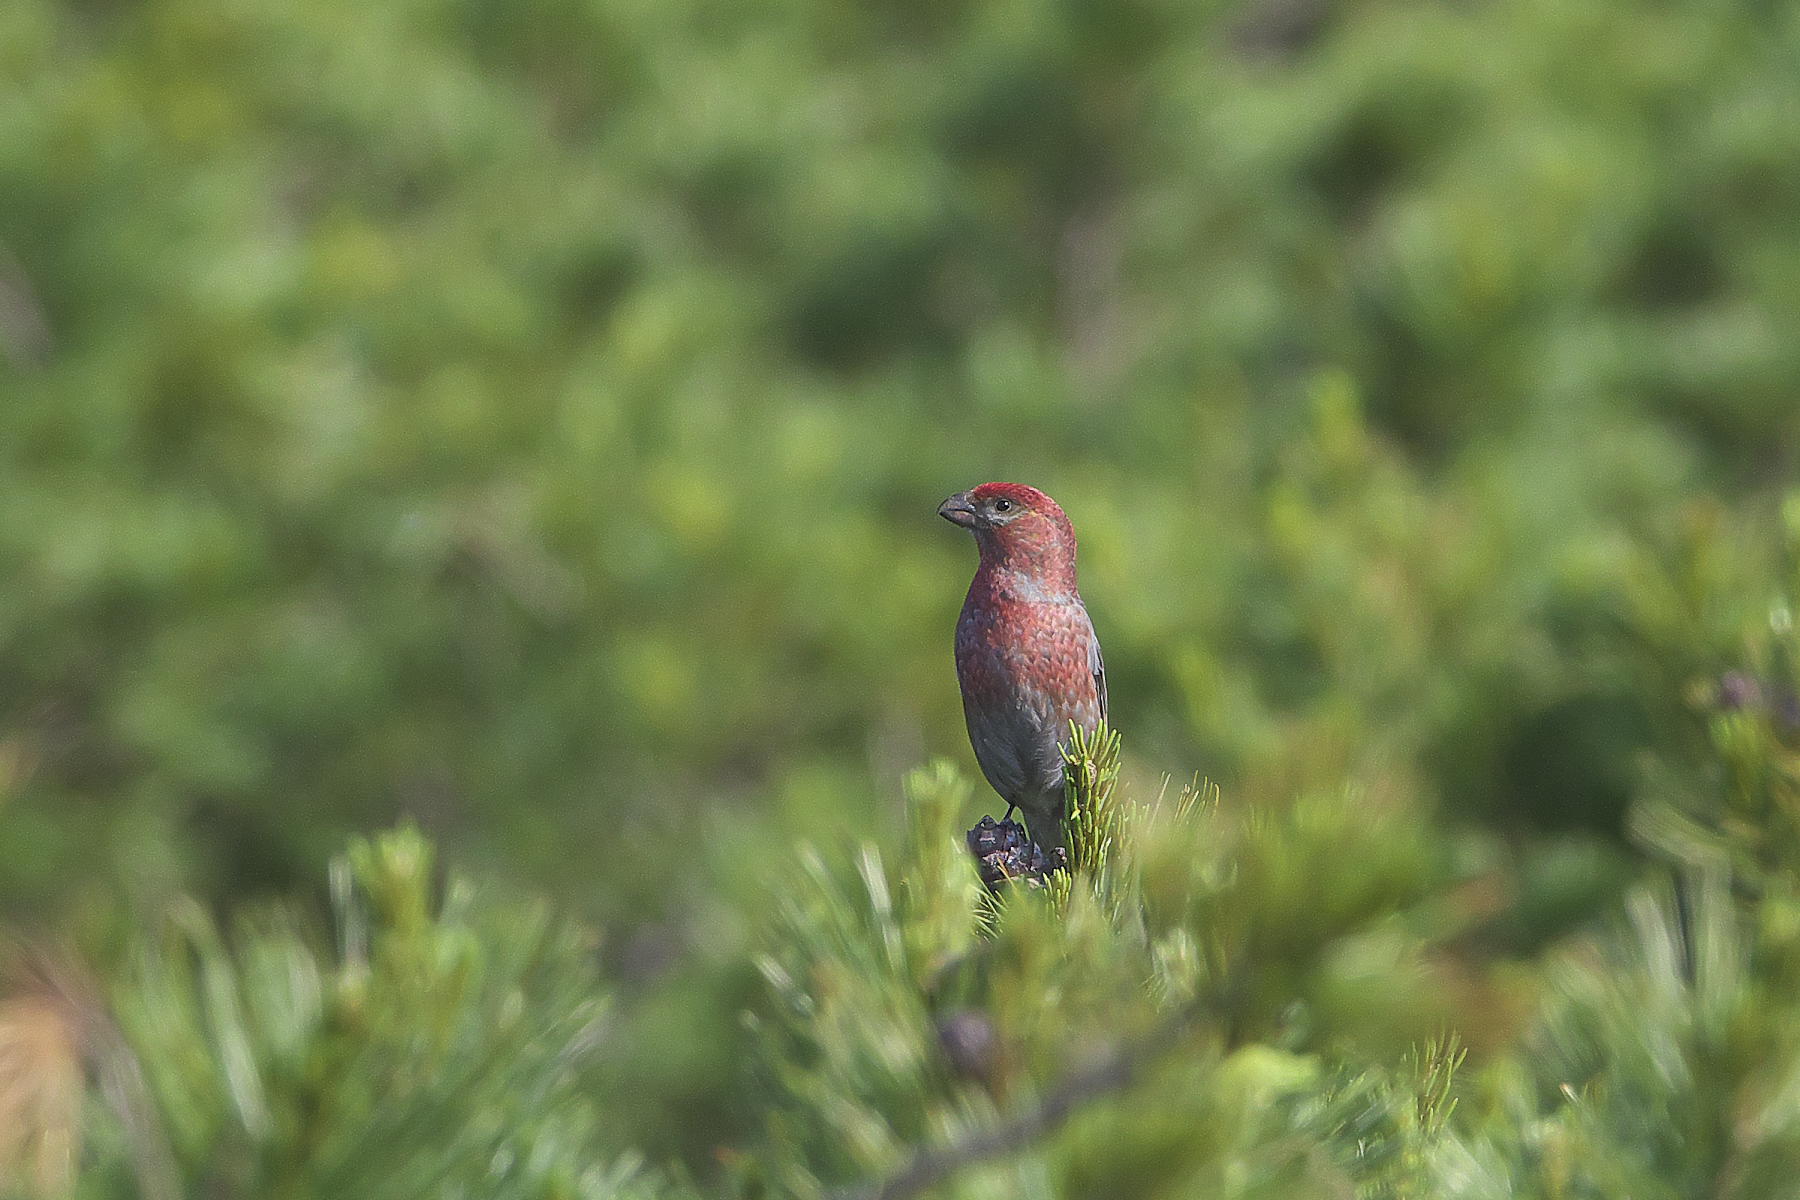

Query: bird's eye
[992,498,1012,514]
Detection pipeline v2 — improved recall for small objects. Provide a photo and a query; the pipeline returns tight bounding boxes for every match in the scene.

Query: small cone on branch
[966,815,1066,890]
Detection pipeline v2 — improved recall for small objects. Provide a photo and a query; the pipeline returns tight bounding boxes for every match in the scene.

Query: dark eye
[992,498,1012,514]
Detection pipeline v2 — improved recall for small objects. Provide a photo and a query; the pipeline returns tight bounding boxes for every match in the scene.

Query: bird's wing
[1083,605,1107,722]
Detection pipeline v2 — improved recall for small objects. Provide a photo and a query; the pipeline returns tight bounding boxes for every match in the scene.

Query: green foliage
[1426,555,1800,1200]
[4,0,1800,1191]
[4,0,1800,926]
[744,742,1458,1197]
[725,529,1800,1197]
[15,532,1800,1194]
[1058,721,1123,880]
[76,827,676,1200]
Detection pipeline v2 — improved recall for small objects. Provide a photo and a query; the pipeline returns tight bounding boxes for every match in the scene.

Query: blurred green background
[4,0,1800,1192]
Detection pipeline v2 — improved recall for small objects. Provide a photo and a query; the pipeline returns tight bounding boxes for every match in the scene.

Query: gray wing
[1092,636,1107,722]
[1082,603,1107,722]
[963,695,1031,802]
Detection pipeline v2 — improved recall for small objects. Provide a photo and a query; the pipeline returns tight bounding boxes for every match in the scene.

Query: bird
[939,483,1106,851]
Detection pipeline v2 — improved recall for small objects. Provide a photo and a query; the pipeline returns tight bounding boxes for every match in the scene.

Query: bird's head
[938,482,1079,588]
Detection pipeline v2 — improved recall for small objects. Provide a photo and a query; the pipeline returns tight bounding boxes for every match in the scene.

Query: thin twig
[831,999,1210,1200]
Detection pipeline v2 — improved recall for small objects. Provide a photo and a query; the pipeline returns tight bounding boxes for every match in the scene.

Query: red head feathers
[938,482,1079,595]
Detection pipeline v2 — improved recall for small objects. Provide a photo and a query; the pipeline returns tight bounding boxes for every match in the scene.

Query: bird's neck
[970,554,1079,604]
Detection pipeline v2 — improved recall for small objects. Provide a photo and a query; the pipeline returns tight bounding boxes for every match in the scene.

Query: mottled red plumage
[939,483,1106,850]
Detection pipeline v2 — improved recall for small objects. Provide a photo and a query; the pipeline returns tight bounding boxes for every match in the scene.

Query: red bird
[939,483,1106,850]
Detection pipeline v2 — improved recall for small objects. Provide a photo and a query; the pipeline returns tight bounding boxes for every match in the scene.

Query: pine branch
[1061,721,1123,878]
[829,998,1210,1200]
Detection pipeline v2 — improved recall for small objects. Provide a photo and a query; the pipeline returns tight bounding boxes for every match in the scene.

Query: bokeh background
[5,0,1800,1194]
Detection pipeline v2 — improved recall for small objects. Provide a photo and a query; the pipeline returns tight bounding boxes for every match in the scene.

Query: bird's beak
[938,492,979,529]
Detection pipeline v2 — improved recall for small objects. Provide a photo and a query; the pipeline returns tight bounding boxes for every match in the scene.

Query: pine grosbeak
[939,483,1106,850]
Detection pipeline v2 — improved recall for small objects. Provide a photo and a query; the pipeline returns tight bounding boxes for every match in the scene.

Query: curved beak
[938,492,979,529]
